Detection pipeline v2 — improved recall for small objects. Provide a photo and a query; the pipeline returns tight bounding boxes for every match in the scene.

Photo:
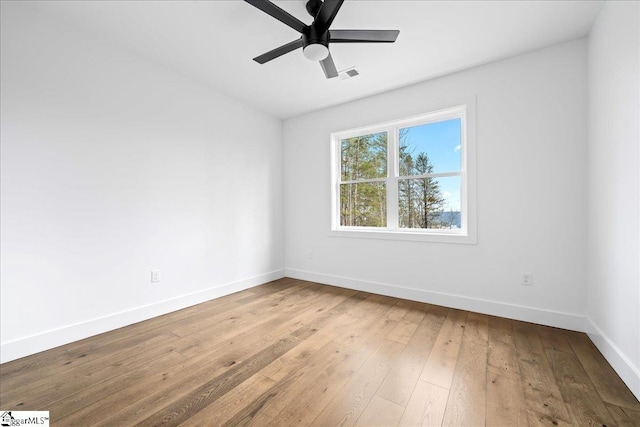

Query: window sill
[329,228,477,244]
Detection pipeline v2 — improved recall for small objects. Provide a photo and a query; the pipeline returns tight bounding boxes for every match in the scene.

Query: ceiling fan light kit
[302,25,330,61]
[245,0,399,79]
[303,44,329,61]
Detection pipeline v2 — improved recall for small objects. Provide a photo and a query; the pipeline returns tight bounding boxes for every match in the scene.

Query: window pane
[399,118,461,175]
[341,132,387,181]
[398,176,461,229]
[340,182,387,227]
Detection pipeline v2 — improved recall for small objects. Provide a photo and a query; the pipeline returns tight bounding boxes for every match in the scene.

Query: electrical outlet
[521,272,533,286]
[151,270,161,283]
[306,249,314,259]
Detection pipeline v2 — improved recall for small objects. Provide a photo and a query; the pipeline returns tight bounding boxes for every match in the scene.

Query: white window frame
[330,102,477,244]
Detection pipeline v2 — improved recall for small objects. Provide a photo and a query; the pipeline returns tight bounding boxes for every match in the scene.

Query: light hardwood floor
[1,278,639,426]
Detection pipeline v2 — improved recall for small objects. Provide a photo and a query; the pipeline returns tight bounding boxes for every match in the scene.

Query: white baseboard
[0,269,285,364]
[285,268,586,332]
[586,317,640,400]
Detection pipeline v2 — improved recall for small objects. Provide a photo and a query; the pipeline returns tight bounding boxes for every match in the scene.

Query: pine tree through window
[340,132,387,227]
[331,104,476,243]
[398,118,461,230]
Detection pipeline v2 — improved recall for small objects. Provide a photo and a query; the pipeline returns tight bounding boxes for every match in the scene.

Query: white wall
[284,39,588,331]
[586,1,640,398]
[0,3,284,363]
[1,0,637,402]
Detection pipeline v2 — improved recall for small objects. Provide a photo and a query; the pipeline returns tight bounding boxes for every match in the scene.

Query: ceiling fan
[245,0,400,79]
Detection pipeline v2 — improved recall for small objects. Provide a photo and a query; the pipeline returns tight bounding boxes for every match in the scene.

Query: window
[331,104,476,243]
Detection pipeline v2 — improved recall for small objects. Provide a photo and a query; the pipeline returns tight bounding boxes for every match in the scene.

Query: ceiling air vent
[339,67,359,80]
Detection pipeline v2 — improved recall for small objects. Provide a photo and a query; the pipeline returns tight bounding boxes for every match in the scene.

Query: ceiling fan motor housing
[302,26,330,61]
[302,26,329,50]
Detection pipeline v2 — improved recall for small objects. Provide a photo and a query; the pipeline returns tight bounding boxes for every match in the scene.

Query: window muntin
[332,105,471,240]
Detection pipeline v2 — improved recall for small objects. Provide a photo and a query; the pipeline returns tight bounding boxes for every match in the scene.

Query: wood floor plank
[216,294,388,426]
[385,303,411,323]
[93,286,364,426]
[536,325,573,353]
[486,317,528,426]
[486,365,529,427]
[487,315,516,346]
[463,311,489,345]
[176,373,277,427]
[419,308,468,389]
[258,295,382,384]
[135,298,360,426]
[355,395,405,427]
[0,330,186,410]
[265,297,404,426]
[259,328,335,383]
[487,316,523,391]
[210,293,395,427]
[376,304,448,406]
[1,329,179,398]
[172,286,355,362]
[2,278,637,427]
[54,351,187,426]
[168,281,337,345]
[330,294,396,349]
[564,330,640,411]
[605,402,640,427]
[513,321,573,425]
[310,338,404,427]
[386,303,427,345]
[228,340,352,427]
[58,308,320,425]
[488,336,521,381]
[546,348,617,426]
[441,340,488,427]
[486,316,528,425]
[526,410,574,427]
[398,380,449,427]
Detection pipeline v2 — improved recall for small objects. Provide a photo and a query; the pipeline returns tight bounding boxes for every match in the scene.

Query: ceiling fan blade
[320,53,338,79]
[330,29,400,43]
[315,0,345,33]
[244,0,306,33]
[254,38,304,64]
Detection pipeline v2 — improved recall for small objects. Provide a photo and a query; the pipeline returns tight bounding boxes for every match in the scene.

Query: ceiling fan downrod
[306,0,323,18]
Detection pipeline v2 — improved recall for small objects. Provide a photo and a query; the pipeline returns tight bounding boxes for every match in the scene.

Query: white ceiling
[25,0,603,119]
